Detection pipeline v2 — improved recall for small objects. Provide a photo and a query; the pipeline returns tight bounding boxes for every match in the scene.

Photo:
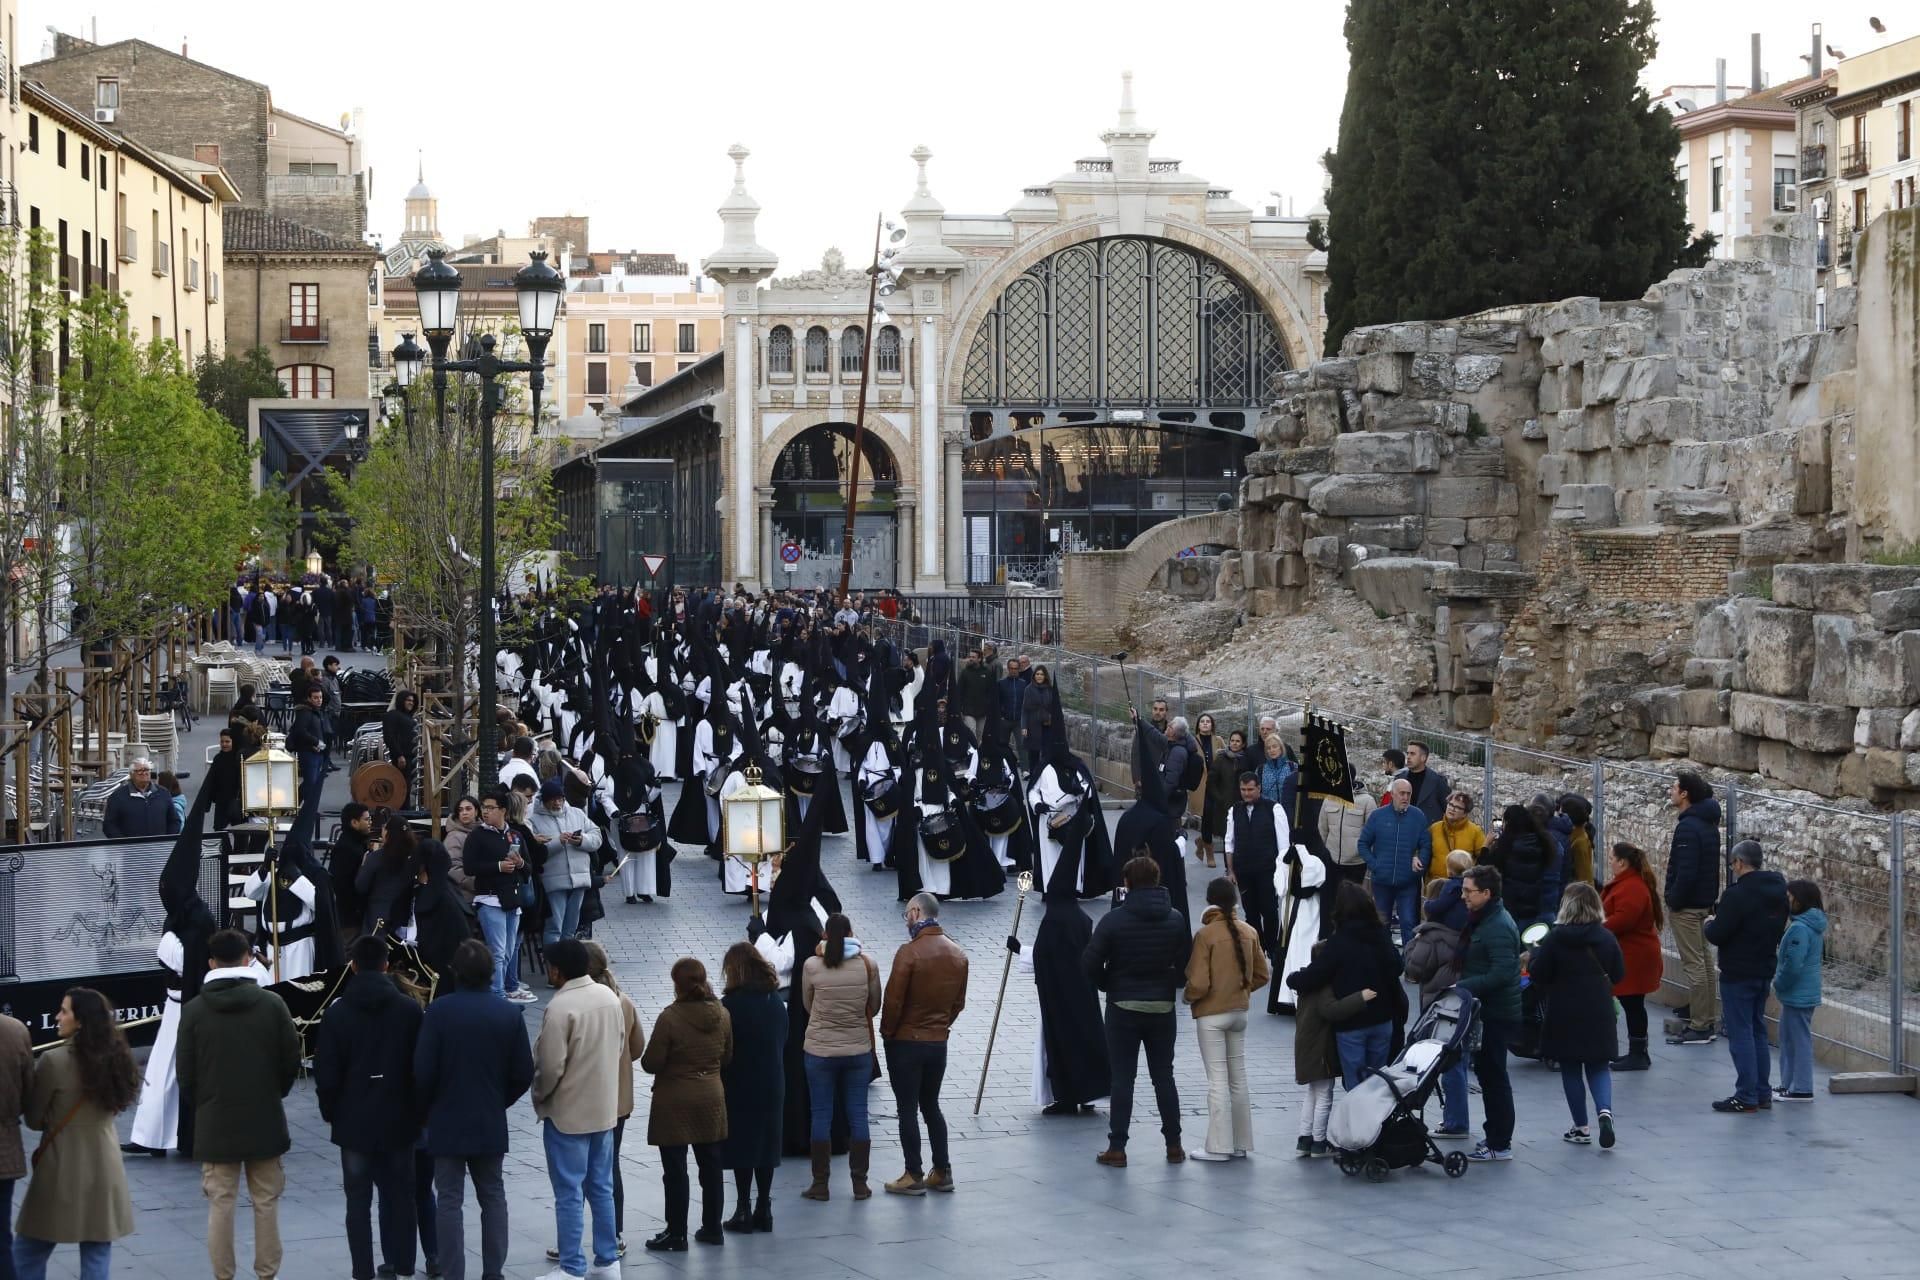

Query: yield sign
[641,554,667,577]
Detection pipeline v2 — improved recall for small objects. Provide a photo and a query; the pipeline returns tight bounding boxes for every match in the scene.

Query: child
[1403,880,1469,1137]
[1293,939,1373,1157]
[1773,879,1826,1102]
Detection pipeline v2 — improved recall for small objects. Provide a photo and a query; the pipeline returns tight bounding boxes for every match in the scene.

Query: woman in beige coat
[16,988,139,1279]
[798,913,880,1203]
[1183,878,1271,1161]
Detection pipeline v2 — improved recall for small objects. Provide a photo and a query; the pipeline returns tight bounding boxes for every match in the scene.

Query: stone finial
[704,143,778,277]
[912,145,933,197]
[1118,70,1136,128]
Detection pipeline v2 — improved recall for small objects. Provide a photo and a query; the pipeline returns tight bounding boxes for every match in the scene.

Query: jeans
[1721,976,1772,1104]
[1439,1057,1470,1131]
[1559,1061,1614,1128]
[341,1146,415,1280]
[802,1052,871,1143]
[885,1040,950,1176]
[1334,1021,1393,1090]
[1103,1003,1180,1152]
[1372,878,1420,945]
[1778,1004,1815,1094]
[542,1122,617,1278]
[1473,1018,1516,1151]
[543,886,587,947]
[299,751,328,804]
[658,1142,722,1237]
[1193,1010,1252,1154]
[202,1157,284,1280]
[0,1177,11,1280]
[11,1238,108,1280]
[1672,908,1717,1031]
[433,1154,507,1280]
[476,903,522,996]
[229,609,245,644]
[1233,860,1280,956]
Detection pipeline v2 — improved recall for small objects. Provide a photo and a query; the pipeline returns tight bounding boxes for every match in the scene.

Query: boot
[800,1142,830,1201]
[723,1200,754,1233]
[849,1139,872,1200]
[751,1193,773,1233]
[1611,1037,1652,1072]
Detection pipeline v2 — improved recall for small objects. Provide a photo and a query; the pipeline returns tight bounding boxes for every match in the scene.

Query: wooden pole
[836,214,885,600]
[973,870,1033,1114]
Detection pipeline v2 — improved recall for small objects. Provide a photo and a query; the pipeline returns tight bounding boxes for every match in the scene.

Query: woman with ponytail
[798,914,880,1202]
[1182,878,1269,1161]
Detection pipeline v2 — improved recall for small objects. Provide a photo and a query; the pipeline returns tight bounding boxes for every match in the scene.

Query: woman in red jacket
[1601,843,1664,1072]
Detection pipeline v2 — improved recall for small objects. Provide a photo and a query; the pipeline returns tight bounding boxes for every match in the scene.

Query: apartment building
[1662,77,1808,258]
[562,257,722,419]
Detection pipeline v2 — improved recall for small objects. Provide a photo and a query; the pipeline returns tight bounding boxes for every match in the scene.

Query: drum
[920,808,966,862]
[705,766,732,799]
[352,762,408,810]
[617,810,660,853]
[1046,793,1083,832]
[974,788,1024,837]
[836,711,866,741]
[865,774,902,819]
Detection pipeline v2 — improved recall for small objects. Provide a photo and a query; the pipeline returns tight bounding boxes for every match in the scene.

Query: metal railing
[871,618,1920,1078]
[895,593,1062,646]
[1802,143,1828,181]
[1840,142,1870,178]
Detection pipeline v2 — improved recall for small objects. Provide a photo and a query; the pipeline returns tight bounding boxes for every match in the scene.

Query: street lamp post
[381,330,427,435]
[409,248,564,793]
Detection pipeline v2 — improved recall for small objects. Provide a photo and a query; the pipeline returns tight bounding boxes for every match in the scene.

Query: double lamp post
[386,247,564,792]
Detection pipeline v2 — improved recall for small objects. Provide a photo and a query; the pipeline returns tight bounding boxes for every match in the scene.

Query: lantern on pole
[722,764,785,918]
[241,735,299,980]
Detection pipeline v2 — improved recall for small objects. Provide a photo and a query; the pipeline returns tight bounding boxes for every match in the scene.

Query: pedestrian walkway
[78,652,1920,1279]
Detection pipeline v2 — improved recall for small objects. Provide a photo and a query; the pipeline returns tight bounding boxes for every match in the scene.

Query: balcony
[1839,142,1870,179]
[1801,144,1827,181]
[265,174,358,198]
[185,259,200,292]
[280,318,330,344]
[1838,235,1854,268]
[118,226,137,263]
[152,241,171,278]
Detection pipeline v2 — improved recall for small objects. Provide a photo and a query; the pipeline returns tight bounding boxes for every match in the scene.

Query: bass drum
[973,788,1023,837]
[865,775,902,820]
[617,810,661,853]
[920,808,966,862]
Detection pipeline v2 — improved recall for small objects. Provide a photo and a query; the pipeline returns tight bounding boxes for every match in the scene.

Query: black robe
[1032,892,1110,1107]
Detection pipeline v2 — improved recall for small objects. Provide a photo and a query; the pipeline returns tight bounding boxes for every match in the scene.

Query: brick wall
[1538,527,1742,603]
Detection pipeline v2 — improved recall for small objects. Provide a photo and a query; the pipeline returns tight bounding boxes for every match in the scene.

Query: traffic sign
[641,554,667,577]
[779,542,803,564]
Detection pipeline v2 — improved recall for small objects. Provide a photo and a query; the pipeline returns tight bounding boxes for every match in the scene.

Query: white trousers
[1195,1009,1252,1155]
[1298,1077,1336,1141]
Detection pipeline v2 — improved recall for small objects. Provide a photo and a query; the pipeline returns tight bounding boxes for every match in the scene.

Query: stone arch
[1061,511,1242,653]
[942,220,1316,404]
[757,408,917,491]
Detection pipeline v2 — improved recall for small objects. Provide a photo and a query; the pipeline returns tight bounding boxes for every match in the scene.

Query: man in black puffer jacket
[1663,772,1722,1045]
[1083,855,1192,1168]
[1704,841,1788,1112]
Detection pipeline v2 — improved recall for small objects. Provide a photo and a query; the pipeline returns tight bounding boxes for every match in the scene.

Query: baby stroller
[1327,987,1480,1182]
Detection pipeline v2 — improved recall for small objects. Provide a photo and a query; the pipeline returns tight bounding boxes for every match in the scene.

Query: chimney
[1716,58,1727,103]
[1811,23,1823,76]
[1751,33,1763,93]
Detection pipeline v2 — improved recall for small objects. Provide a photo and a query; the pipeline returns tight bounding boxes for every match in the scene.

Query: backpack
[1180,744,1205,792]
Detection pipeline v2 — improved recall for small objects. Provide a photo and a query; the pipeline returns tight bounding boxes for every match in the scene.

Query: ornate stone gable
[770,248,871,294]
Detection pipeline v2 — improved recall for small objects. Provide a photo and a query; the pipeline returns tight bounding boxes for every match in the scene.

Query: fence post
[1090,663,1103,793]
[1480,737,1495,830]
[1245,693,1257,746]
[1722,780,1740,896]
[1390,717,1403,751]
[1892,813,1907,1075]
[1591,758,1607,884]
[1177,676,1187,725]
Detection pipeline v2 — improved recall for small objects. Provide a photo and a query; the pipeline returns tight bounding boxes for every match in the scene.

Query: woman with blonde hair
[1529,882,1626,1149]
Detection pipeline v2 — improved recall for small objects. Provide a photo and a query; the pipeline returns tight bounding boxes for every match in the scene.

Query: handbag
[516,874,538,911]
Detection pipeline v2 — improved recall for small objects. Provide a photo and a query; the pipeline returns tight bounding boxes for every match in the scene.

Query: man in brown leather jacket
[880,891,969,1196]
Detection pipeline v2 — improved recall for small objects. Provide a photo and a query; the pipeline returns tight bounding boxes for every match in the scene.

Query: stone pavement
[59,664,1920,1278]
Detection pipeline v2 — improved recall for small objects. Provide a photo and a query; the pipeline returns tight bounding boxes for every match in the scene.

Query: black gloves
[1005,934,1022,955]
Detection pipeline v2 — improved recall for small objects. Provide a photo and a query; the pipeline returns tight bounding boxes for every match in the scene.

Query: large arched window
[768,324,793,375]
[876,325,902,374]
[277,364,333,399]
[840,325,865,375]
[960,237,1288,409]
[804,326,829,374]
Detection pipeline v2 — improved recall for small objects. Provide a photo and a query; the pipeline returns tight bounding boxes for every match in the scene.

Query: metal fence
[876,615,1919,1078]
[897,594,1062,647]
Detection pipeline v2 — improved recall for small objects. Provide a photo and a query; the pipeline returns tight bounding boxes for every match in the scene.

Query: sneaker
[884,1172,927,1196]
[1309,1140,1331,1157]
[1466,1143,1512,1162]
[1187,1148,1231,1161]
[1295,1136,1314,1158]
[924,1169,955,1193]
[1669,1027,1716,1046]
[1562,1127,1592,1145]
[1598,1110,1616,1149]
[1431,1126,1471,1139]
[1711,1096,1758,1114]
[1777,1089,1815,1102]
[506,988,539,1005]
[587,1262,623,1280]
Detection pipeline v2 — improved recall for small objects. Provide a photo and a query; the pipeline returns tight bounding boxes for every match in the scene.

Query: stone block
[1427,516,1468,546]
[1660,489,1737,524]
[1453,355,1504,392]
[1528,296,1603,338]
[1585,356,1678,405]
[1448,441,1509,478]
[1729,692,1854,752]
[1465,516,1519,542]
[1693,601,1740,660]
[1348,557,1448,617]
[1617,396,1700,446]
[1301,391,1344,443]
[1358,393,1451,431]
[1808,613,1854,705]
[1307,474,1419,517]
[1684,658,1738,689]
[1650,725,1691,756]
[1848,630,1920,707]
[1374,323,1433,354]
[1854,747,1914,791]
[1407,352,1454,396]
[1743,606,1814,697]
[1681,687,1730,728]
[1355,353,1404,395]
[1688,727,1760,772]
[1456,323,1521,355]
[1450,693,1493,730]
[1309,358,1358,391]
[1643,686,1686,727]
[1277,554,1309,588]
[1870,588,1920,632]
[1348,515,1426,551]
[1756,739,1846,793]
[1277,445,1335,475]
[1550,483,1618,526]
[1428,477,1519,518]
[1332,431,1439,475]
[1903,709,1920,751]
[1460,622,1505,667]
[1855,708,1905,751]
[1773,564,1920,613]
[1303,536,1340,569]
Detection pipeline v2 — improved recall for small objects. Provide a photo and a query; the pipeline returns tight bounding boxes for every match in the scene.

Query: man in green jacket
[1458,865,1521,1163]
[177,928,302,1280]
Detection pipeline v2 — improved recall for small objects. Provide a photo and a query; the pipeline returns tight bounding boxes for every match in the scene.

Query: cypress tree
[1322,0,1710,354]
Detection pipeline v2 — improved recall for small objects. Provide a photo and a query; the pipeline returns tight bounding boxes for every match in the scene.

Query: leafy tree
[1322,0,1714,353]
[194,345,284,435]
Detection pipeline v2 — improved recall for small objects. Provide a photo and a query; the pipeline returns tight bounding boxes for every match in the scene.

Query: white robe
[127,931,186,1150]
[640,690,677,779]
[243,866,317,980]
[1276,843,1327,1002]
[857,743,897,868]
[718,770,760,895]
[827,686,861,775]
[1029,765,1085,895]
[914,799,952,897]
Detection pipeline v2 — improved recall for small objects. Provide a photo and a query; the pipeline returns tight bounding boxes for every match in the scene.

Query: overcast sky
[17,1,1906,272]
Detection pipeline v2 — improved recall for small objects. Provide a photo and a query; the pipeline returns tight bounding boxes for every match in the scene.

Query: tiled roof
[223,207,369,254]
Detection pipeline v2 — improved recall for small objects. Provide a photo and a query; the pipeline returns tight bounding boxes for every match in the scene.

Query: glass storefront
[771,423,899,589]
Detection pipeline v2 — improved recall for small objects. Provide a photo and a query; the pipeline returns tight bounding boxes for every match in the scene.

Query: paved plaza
[45,653,1920,1279]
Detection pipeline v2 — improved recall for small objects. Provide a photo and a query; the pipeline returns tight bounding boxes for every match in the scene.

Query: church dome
[407,178,433,200]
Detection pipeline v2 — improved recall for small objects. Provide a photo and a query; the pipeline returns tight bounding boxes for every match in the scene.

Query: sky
[15,0,1909,272]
